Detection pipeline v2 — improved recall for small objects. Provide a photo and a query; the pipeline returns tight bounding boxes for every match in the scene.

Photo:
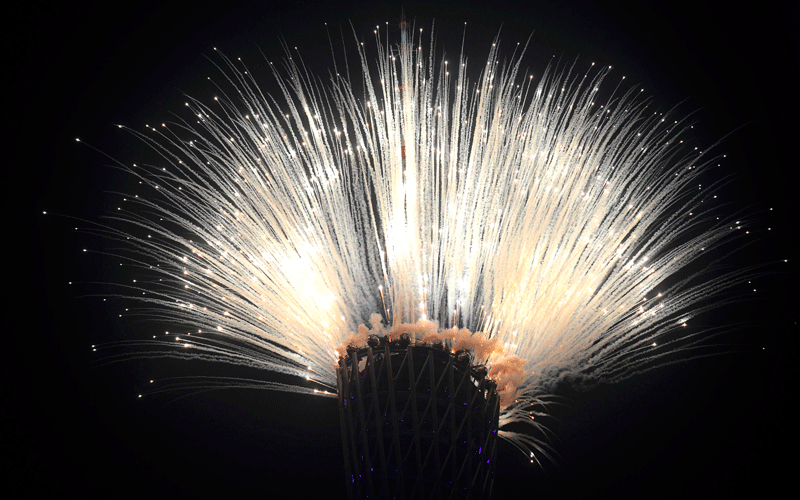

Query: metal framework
[336,335,499,499]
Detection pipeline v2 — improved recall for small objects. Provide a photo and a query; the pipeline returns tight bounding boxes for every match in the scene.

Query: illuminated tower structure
[336,334,500,499]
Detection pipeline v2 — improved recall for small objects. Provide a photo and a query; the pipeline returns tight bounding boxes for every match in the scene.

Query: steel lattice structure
[336,335,500,499]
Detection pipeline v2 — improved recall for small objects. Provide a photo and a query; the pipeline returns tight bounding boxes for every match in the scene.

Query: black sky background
[7,1,798,498]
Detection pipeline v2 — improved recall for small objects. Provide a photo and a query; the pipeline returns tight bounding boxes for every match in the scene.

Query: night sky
[8,1,798,498]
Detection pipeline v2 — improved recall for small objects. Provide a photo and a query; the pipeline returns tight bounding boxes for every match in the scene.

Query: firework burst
[75,21,760,469]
